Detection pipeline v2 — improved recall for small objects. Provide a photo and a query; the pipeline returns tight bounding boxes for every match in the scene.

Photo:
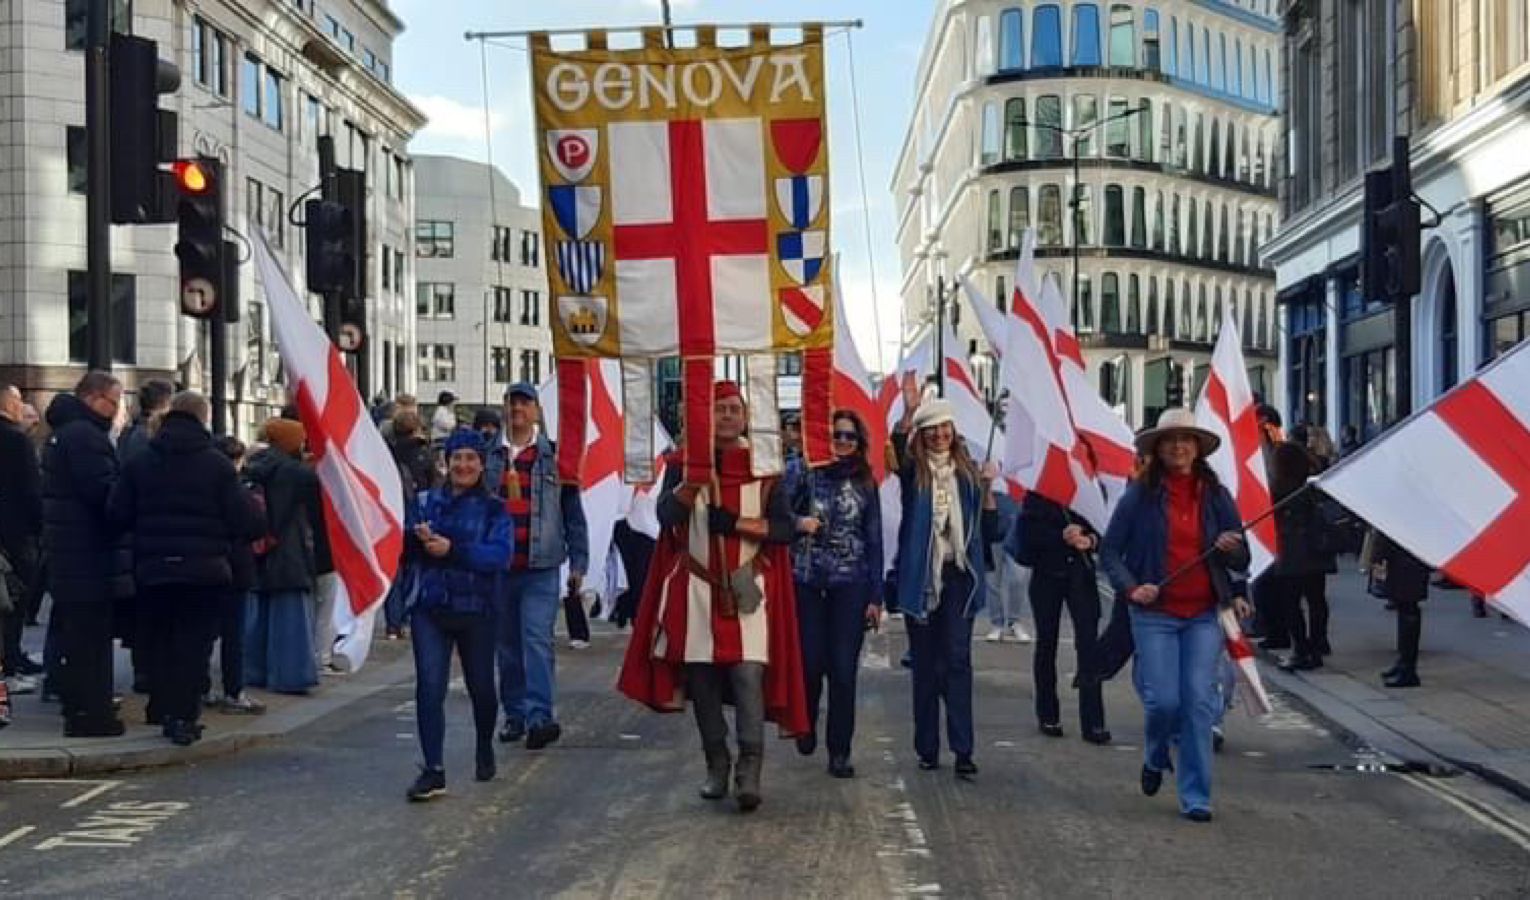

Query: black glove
[707,506,738,535]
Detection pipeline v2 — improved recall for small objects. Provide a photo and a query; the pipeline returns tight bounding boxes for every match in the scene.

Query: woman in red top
[1100,409,1252,823]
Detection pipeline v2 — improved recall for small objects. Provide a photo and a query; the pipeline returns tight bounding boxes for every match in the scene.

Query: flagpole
[1154,479,1323,590]
[464,20,864,41]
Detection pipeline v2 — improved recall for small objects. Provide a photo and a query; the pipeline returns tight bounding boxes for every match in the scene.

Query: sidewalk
[1265,566,1530,800]
[1,625,414,779]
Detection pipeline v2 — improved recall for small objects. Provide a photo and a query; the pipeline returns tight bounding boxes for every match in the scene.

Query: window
[492,287,513,323]
[342,28,356,54]
[1072,94,1098,156]
[67,127,87,194]
[980,102,1001,165]
[1191,113,1204,172]
[416,220,455,258]
[1209,120,1222,178]
[192,18,230,96]
[1196,284,1210,341]
[1077,275,1095,333]
[304,94,323,139]
[778,353,805,376]
[1130,187,1147,248]
[1439,266,1458,392]
[417,282,456,319]
[1127,275,1142,333]
[68,271,135,363]
[241,54,261,117]
[325,13,342,39]
[1008,186,1030,249]
[521,231,541,267]
[436,345,457,383]
[1143,9,1161,70]
[1242,290,1255,347]
[1004,99,1028,161]
[392,155,406,200]
[66,0,130,50]
[1218,205,1230,262]
[492,347,514,384]
[1233,210,1246,266]
[394,250,405,296]
[1165,280,1178,338]
[1217,33,1228,91]
[1186,198,1199,258]
[1137,99,1154,162]
[1201,201,1215,258]
[976,14,995,75]
[1342,346,1396,441]
[1101,273,1121,332]
[417,345,432,383]
[364,49,377,73]
[1152,190,1165,250]
[1146,277,1160,335]
[491,226,514,263]
[1108,5,1134,67]
[1166,16,1178,76]
[999,8,1024,71]
[1104,186,1126,246]
[380,244,392,291]
[987,190,1004,252]
[1232,40,1244,97]
[1036,95,1064,159]
[1105,97,1130,158]
[1074,185,1094,246]
[519,349,541,384]
[1032,4,1064,67]
[995,276,1009,312]
[520,290,541,326]
[1169,194,1181,255]
[1038,184,1064,246]
[245,179,285,248]
[1072,4,1102,66]
[1200,27,1211,84]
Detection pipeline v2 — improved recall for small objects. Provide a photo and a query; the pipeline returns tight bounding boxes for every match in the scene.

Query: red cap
[713,381,744,404]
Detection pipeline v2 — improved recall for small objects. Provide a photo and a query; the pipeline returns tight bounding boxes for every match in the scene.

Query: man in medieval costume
[618,381,809,813]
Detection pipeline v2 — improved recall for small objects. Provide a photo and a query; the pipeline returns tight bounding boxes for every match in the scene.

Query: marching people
[487,382,588,750]
[243,417,322,695]
[108,392,263,745]
[1012,491,1110,745]
[618,381,808,812]
[0,382,44,688]
[890,388,1001,779]
[1100,409,1252,823]
[1270,442,1337,672]
[41,371,128,737]
[1372,531,1431,689]
[791,409,883,778]
[405,429,513,802]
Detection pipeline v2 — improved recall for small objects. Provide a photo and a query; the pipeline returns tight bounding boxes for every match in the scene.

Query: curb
[0,654,415,780]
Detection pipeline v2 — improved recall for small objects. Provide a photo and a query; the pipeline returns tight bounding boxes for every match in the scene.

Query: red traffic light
[172,159,213,195]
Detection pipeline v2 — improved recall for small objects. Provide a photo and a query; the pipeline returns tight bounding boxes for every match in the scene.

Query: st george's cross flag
[1318,338,1530,626]
[254,233,403,671]
[1195,318,1278,579]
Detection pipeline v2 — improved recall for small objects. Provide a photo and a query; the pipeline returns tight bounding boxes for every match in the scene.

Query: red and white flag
[830,268,889,482]
[1195,318,1278,579]
[1318,339,1530,626]
[254,234,403,671]
[1220,607,1273,716]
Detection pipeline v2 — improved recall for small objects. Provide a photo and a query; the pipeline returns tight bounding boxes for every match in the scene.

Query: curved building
[892,0,1283,428]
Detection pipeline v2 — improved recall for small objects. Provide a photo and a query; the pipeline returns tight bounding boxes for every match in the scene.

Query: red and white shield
[547,129,599,183]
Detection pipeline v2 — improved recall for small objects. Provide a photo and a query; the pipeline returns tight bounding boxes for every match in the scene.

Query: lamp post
[931,244,949,396]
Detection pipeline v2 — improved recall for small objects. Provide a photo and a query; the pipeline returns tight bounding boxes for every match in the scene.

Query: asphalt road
[3,624,1530,899]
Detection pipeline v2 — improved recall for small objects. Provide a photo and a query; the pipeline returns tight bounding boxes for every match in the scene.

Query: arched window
[1038,184,1064,245]
[975,15,995,75]
[1127,274,1142,332]
[1182,279,1194,337]
[999,8,1025,71]
[1233,40,1244,97]
[995,276,1008,313]
[1201,200,1215,258]
[1166,16,1178,76]
[1238,288,1252,346]
[1196,284,1210,341]
[1032,4,1064,68]
[1192,113,1204,172]
[1209,119,1222,177]
[1217,204,1230,262]
[1212,286,1224,337]
[1174,105,1189,168]
[980,101,1000,165]
[1218,33,1229,91]
[1440,264,1459,391]
[1152,190,1165,250]
[1169,194,1181,254]
[1233,209,1245,266]
[1200,26,1211,84]
[1007,186,1030,249]
[1075,184,1094,245]
[986,189,1004,252]
[1257,291,1270,348]
[1108,4,1135,67]
[1146,277,1160,335]
[1101,273,1121,332]
[1144,9,1161,70]
[1223,124,1236,178]
[1004,98,1029,160]
[1073,94,1099,156]
[1237,123,1250,181]
[1161,104,1174,164]
[1073,4,1102,66]
[1245,42,1257,100]
[1263,50,1274,104]
[1106,96,1131,157]
[1077,274,1095,333]
[1130,186,1147,248]
[1184,20,1195,80]
[1185,200,1198,258]
[1165,280,1178,337]
[1104,185,1126,246]
[1036,94,1064,158]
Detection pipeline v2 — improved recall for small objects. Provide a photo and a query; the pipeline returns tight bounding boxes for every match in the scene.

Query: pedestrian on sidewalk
[0,381,45,685]
[790,409,883,779]
[1012,492,1110,745]
[115,378,174,698]
[617,381,809,813]
[1271,442,1337,672]
[209,436,264,715]
[1372,531,1431,689]
[984,493,1034,644]
[487,382,588,751]
[1100,408,1253,823]
[42,371,128,737]
[889,388,1001,780]
[384,409,434,640]
[109,392,263,745]
[405,429,512,802]
[243,417,321,695]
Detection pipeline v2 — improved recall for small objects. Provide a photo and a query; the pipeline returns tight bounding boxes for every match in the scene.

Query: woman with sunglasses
[790,410,883,778]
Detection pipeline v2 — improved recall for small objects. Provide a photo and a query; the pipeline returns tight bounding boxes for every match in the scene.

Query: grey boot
[735,744,763,812]
[730,663,767,812]
[688,665,732,801]
[701,743,732,800]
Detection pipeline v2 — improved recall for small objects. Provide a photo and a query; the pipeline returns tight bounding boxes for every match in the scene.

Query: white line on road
[1402,775,1530,857]
[16,779,123,809]
[0,827,37,849]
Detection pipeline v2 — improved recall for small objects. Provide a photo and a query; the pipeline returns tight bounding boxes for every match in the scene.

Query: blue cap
[504,382,538,402]
[443,428,487,460]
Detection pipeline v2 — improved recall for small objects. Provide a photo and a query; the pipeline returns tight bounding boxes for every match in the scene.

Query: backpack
[245,480,280,558]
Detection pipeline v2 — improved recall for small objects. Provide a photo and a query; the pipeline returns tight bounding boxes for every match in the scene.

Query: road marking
[0,827,36,849]
[1401,774,1530,857]
[31,801,190,851]
[16,779,122,809]
[396,733,413,739]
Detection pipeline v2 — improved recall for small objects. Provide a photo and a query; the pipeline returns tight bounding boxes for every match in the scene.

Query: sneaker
[220,693,267,715]
[525,722,562,750]
[1010,623,1034,644]
[983,627,1005,643]
[568,639,590,650]
[407,767,446,802]
[1212,726,1226,753]
[321,663,349,677]
[5,673,40,696]
[385,627,404,640]
[498,720,525,744]
[13,655,44,676]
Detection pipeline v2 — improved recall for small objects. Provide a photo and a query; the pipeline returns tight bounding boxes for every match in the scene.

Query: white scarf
[926,451,967,610]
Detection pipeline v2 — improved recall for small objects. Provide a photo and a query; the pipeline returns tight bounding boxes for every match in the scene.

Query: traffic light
[109,33,180,224]
[1361,136,1422,303]
[304,169,367,301]
[172,157,225,319]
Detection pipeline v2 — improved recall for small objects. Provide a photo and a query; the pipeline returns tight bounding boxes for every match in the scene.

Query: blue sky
[391,0,931,371]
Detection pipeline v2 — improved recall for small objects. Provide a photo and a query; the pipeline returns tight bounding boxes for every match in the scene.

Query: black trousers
[1278,572,1330,657]
[1,540,39,672]
[562,590,591,644]
[1252,572,1284,644]
[201,591,248,700]
[54,602,116,722]
[142,587,221,726]
[1394,600,1422,670]
[1030,567,1105,733]
[1096,594,1134,681]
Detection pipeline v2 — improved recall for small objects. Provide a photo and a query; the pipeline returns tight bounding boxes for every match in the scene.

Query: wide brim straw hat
[1134,407,1221,456]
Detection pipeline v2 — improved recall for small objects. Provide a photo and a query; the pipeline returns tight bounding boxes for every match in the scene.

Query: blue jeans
[244,590,318,694]
[796,581,869,758]
[1130,606,1223,813]
[906,568,976,761]
[495,568,561,728]
[412,606,498,771]
[1213,649,1237,729]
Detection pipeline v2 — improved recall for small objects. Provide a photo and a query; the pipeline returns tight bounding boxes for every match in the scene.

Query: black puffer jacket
[243,447,321,593]
[108,412,263,590]
[41,393,124,603]
[0,415,42,557]
[1273,491,1338,578]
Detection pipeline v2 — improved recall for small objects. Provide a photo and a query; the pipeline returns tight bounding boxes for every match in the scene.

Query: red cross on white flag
[1318,338,1530,626]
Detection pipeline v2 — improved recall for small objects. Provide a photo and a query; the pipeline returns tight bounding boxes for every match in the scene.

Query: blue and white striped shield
[556,241,606,295]
[774,175,824,230]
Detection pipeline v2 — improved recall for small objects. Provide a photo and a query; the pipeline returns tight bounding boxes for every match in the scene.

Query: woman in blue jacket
[891,391,1000,779]
[406,429,513,802]
[791,409,883,778]
[1100,409,1251,823]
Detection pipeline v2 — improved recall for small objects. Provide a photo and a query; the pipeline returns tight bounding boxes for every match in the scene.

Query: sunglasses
[832,430,860,442]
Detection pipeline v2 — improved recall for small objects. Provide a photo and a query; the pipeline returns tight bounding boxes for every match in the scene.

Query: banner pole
[465,20,864,41]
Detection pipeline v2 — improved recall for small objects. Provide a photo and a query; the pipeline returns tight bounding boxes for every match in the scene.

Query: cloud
[411,94,506,142]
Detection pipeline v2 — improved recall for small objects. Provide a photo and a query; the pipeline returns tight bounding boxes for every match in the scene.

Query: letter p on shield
[548,129,600,183]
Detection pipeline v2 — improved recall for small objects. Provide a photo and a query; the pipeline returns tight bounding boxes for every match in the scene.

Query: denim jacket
[484,430,590,574]
[408,484,513,616]
[1099,477,1251,611]
[889,430,999,621]
[790,465,883,590]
